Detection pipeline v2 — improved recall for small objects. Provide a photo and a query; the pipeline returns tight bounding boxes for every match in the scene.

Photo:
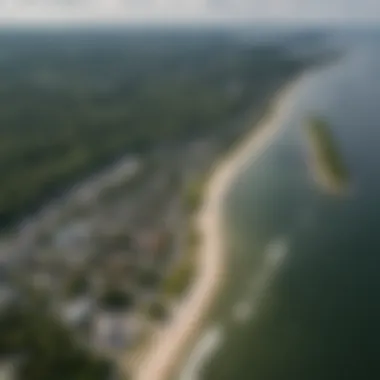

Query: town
[0,135,219,378]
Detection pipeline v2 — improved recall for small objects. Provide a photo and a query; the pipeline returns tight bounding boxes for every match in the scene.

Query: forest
[0,29,314,229]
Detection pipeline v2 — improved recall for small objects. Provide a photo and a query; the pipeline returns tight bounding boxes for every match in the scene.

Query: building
[93,311,140,355]
[61,296,95,330]
[54,220,93,252]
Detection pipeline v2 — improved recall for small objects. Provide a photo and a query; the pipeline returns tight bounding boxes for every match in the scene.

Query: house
[54,220,93,252]
[93,311,140,355]
[61,296,95,330]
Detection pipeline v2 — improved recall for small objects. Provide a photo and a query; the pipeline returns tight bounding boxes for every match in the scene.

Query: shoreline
[131,73,308,380]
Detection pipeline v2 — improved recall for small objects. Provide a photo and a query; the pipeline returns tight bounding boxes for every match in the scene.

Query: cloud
[0,0,379,24]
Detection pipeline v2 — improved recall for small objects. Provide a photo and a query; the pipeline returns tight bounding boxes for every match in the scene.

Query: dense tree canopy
[0,302,113,380]
[0,30,311,229]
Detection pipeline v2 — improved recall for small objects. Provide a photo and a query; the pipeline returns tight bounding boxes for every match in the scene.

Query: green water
[179,39,380,380]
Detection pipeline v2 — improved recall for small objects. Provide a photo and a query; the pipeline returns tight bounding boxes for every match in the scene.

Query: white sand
[132,76,304,380]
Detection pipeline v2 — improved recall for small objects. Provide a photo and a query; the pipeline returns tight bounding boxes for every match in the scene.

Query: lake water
[179,32,380,380]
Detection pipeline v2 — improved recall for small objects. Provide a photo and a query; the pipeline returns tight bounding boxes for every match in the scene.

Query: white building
[61,296,95,328]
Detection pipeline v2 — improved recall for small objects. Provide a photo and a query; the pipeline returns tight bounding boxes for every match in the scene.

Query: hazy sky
[0,0,378,24]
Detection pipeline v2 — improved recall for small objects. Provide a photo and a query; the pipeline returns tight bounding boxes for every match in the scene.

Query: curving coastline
[131,73,308,380]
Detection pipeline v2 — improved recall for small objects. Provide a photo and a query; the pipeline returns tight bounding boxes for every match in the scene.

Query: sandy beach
[131,75,305,380]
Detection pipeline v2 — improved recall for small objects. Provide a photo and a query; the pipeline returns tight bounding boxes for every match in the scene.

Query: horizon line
[0,18,380,30]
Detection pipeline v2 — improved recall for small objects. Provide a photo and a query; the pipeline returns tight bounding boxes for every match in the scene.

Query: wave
[265,237,288,267]
[179,325,224,380]
[232,236,289,325]
[232,300,256,323]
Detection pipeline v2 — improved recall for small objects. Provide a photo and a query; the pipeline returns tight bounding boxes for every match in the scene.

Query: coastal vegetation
[162,247,197,299]
[0,31,312,230]
[182,178,205,213]
[99,289,135,312]
[161,177,205,299]
[0,295,113,380]
[146,299,169,322]
[137,269,161,291]
[305,116,349,193]
[162,225,201,299]
[64,269,91,299]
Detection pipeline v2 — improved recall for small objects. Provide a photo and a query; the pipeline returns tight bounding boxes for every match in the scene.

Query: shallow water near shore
[179,35,380,380]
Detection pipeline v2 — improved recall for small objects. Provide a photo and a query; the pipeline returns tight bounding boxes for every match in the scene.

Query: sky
[0,0,378,25]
